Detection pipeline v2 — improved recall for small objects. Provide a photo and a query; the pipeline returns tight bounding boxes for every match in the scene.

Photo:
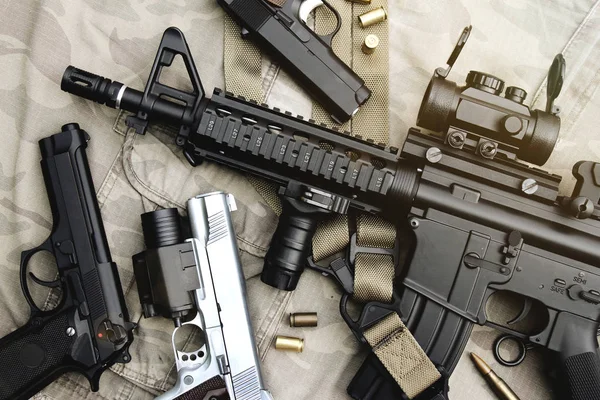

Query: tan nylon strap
[312,215,349,262]
[224,16,264,102]
[356,214,395,248]
[353,214,395,303]
[246,176,283,216]
[364,314,442,399]
[351,0,390,144]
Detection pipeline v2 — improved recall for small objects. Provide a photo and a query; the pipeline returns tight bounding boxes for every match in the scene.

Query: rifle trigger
[29,272,61,288]
[507,298,532,325]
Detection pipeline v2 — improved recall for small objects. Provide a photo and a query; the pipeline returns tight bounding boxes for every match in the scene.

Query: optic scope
[417,26,565,166]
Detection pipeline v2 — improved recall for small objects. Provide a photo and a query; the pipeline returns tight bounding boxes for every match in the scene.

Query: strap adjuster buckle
[306,233,401,295]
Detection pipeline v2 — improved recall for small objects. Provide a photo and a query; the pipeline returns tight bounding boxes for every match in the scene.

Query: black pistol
[0,124,135,400]
[217,0,371,123]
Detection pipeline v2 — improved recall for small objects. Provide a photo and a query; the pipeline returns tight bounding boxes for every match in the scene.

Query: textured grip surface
[564,352,600,400]
[174,375,228,399]
[262,198,327,291]
[0,312,76,400]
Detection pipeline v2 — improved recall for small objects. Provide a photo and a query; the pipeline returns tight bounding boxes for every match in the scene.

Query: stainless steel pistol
[133,193,273,400]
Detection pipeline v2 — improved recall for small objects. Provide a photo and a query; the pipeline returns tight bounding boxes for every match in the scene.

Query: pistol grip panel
[562,352,600,400]
[0,311,76,400]
[172,376,227,400]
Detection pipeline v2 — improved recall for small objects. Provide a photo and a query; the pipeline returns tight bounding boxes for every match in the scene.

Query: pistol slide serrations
[158,193,273,400]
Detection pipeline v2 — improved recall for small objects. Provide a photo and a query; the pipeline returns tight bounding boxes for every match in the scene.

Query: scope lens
[141,208,183,249]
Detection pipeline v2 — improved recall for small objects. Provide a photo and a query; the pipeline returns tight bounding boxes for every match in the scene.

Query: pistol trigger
[507,298,533,325]
[29,272,61,289]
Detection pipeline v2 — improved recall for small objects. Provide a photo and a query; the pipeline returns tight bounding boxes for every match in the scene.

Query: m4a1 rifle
[61,26,600,399]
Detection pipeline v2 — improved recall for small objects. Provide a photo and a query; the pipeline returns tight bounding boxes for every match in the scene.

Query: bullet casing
[289,312,318,327]
[485,371,521,400]
[471,353,520,400]
[358,7,388,28]
[362,34,380,54]
[346,0,371,4]
[275,336,304,352]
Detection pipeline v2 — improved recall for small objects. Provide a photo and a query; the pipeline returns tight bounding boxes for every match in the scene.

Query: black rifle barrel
[62,66,189,125]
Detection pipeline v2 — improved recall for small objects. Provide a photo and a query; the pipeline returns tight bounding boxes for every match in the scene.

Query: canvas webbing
[224,16,264,102]
[364,313,442,399]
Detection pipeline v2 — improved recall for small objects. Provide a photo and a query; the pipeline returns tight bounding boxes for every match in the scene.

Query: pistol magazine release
[0,124,134,400]
[133,193,273,400]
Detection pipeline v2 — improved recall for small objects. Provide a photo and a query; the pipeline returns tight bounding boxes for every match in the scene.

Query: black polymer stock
[61,27,600,399]
[0,124,134,400]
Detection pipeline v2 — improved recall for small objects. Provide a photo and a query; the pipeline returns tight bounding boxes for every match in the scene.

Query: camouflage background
[0,0,599,399]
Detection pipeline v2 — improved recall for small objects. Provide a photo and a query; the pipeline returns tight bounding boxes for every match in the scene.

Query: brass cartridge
[358,7,388,28]
[275,336,305,352]
[289,312,318,327]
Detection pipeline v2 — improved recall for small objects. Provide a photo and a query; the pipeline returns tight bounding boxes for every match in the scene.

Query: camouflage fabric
[0,1,599,400]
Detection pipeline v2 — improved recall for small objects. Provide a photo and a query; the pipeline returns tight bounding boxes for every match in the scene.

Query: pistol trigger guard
[19,239,55,313]
[299,0,341,46]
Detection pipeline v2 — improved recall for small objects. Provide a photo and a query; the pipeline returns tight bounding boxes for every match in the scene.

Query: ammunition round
[289,312,318,327]
[358,7,387,28]
[275,336,304,352]
[361,35,380,54]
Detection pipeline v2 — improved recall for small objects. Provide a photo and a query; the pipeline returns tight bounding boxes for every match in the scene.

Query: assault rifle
[61,27,600,399]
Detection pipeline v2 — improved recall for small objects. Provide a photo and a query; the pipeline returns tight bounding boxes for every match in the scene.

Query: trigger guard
[299,0,342,46]
[507,298,533,325]
[19,240,55,313]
